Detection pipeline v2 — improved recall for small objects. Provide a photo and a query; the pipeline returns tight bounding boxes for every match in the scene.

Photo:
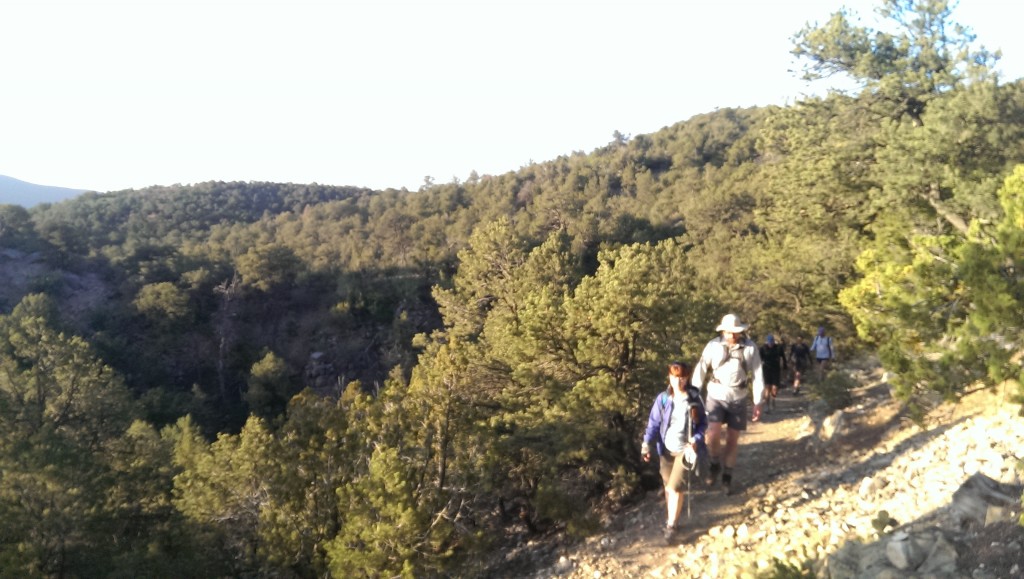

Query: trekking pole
[687,405,696,520]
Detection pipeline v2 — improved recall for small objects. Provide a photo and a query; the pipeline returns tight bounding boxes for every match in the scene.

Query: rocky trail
[488,361,1024,578]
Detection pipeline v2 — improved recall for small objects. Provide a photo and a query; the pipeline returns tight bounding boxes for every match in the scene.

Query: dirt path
[487,363,1024,578]
[503,366,904,577]
[599,387,840,568]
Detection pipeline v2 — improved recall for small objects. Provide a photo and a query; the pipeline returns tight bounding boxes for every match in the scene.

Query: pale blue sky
[1,0,1021,193]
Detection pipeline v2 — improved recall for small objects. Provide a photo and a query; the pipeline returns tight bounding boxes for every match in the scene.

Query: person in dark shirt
[789,335,811,396]
[759,334,787,411]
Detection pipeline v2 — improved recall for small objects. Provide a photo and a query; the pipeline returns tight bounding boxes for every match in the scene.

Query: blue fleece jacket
[643,385,708,457]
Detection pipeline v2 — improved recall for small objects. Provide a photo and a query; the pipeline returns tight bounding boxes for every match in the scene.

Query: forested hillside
[1,1,1022,576]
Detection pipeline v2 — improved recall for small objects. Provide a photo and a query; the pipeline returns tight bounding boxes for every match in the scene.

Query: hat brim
[716,323,748,332]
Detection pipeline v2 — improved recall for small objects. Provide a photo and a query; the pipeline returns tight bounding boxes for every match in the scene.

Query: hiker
[810,326,835,381]
[691,313,764,495]
[789,335,811,395]
[641,361,708,543]
[759,334,787,412]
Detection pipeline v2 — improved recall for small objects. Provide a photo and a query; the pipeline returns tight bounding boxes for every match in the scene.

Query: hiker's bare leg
[665,487,683,527]
[706,421,724,462]
[723,428,741,468]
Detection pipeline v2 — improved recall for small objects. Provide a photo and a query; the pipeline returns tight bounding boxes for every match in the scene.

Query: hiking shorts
[705,396,747,431]
[659,451,692,492]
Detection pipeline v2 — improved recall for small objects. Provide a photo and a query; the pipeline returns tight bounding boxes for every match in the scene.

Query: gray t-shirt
[692,336,765,405]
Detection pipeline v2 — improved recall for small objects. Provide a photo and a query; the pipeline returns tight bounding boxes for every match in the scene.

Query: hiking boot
[705,461,721,486]
[792,388,802,396]
[663,524,680,545]
[722,472,734,495]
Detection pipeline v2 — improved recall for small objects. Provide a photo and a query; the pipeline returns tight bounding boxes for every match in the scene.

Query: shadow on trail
[739,403,966,510]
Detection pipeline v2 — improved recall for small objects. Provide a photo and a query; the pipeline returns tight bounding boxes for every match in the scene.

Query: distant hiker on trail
[774,333,787,359]
[691,314,764,496]
[811,326,835,381]
[789,335,811,396]
[759,334,787,412]
[641,361,708,544]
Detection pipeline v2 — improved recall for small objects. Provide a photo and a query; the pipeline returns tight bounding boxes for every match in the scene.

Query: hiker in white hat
[690,313,765,495]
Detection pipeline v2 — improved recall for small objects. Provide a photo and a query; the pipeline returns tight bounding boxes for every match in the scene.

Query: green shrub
[758,558,813,578]
[816,370,856,410]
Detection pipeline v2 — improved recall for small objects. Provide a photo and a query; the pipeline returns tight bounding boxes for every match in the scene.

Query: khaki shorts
[659,451,692,491]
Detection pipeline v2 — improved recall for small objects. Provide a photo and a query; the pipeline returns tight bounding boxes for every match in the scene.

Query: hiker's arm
[690,401,707,445]
[641,399,661,460]
[749,346,765,406]
[691,344,712,389]
[642,401,660,443]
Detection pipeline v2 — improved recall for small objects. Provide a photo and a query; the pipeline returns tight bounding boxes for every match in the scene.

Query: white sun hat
[715,313,749,333]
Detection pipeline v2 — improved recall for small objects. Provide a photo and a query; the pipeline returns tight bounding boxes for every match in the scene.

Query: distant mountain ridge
[0,175,89,207]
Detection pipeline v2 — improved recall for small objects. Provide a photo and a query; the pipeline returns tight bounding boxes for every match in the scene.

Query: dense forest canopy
[0,1,1022,576]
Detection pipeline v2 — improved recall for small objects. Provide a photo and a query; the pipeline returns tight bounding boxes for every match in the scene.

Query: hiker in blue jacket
[641,361,708,544]
[811,325,836,381]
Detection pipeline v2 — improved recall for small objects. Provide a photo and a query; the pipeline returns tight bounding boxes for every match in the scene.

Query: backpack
[813,336,833,358]
[702,338,751,388]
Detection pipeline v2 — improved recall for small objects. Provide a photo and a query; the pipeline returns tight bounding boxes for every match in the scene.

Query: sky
[2,0,1022,193]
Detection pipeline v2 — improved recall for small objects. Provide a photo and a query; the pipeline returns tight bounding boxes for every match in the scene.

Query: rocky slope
[492,362,1023,578]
